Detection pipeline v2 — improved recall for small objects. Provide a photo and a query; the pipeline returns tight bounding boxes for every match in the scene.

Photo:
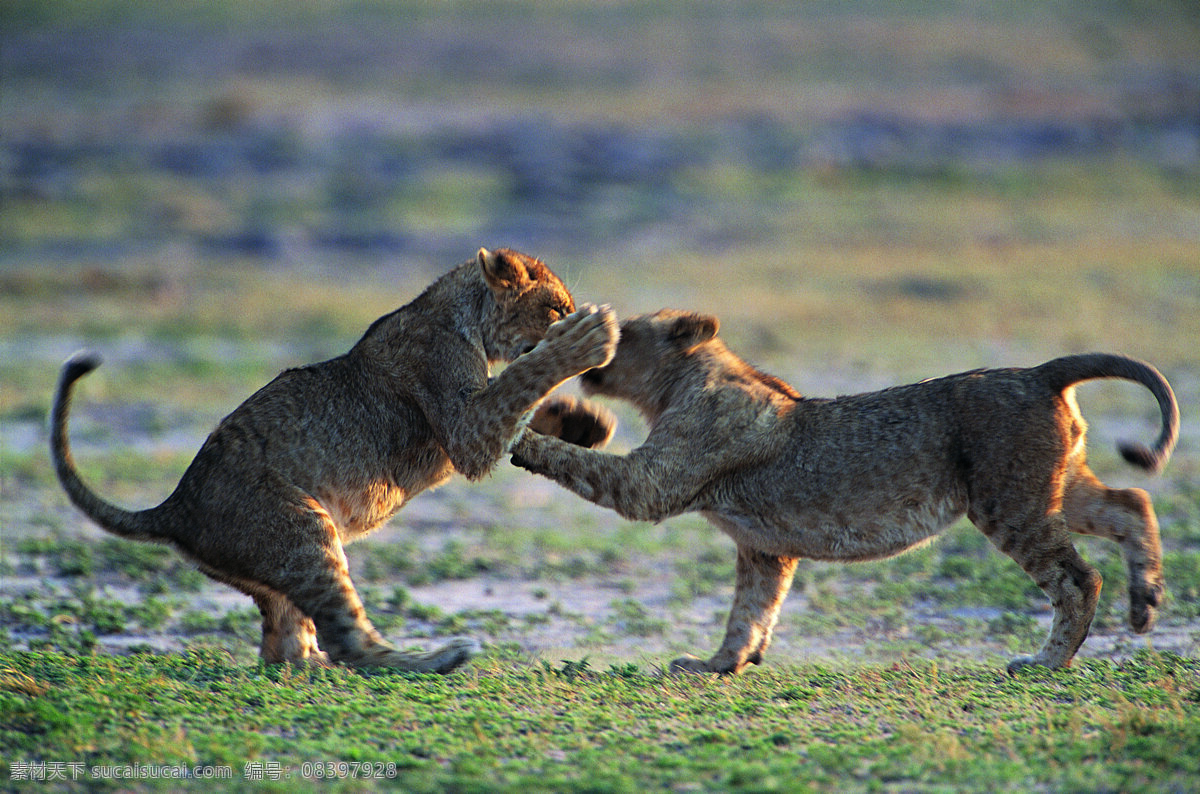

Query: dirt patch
[5,356,1197,672]
[6,548,1197,671]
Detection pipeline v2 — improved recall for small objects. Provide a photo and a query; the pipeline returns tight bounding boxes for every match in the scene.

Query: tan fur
[527,395,617,450]
[51,248,618,672]
[512,309,1179,675]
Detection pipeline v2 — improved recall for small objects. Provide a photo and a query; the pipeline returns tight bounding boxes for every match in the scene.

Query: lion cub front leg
[671,545,799,675]
[446,305,617,480]
[512,435,703,523]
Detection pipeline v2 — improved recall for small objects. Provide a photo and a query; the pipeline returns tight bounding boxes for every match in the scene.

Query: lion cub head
[478,247,577,363]
[580,309,720,414]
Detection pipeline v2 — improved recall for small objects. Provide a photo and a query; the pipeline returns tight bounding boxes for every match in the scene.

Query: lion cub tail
[1037,353,1179,474]
[50,351,167,542]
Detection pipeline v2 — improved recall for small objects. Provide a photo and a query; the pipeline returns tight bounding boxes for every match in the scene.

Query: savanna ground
[2,1,1200,791]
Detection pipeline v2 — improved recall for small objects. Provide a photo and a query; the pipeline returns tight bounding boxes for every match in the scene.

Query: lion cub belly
[315,453,456,541]
[318,483,408,540]
[704,489,967,562]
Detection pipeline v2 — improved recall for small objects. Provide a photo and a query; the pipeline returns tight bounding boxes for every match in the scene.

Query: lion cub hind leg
[981,515,1102,674]
[252,589,329,667]
[284,548,478,672]
[281,547,478,672]
[256,501,478,672]
[1063,470,1163,634]
[671,545,799,676]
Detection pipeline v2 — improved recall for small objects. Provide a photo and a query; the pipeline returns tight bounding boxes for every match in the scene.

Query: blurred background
[2,1,1199,663]
[2,0,1200,371]
[4,1,1198,371]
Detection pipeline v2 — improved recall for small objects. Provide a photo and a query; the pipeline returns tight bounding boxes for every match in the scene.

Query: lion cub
[52,248,617,672]
[512,309,1178,675]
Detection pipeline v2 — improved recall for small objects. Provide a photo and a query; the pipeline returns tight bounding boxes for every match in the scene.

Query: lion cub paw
[668,655,722,676]
[296,650,333,669]
[349,636,480,673]
[541,303,618,372]
[413,636,482,674]
[528,396,616,449]
[1006,654,1066,675]
[1129,581,1163,634]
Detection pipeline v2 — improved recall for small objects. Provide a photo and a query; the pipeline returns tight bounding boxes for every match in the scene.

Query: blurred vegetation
[3,1,1197,375]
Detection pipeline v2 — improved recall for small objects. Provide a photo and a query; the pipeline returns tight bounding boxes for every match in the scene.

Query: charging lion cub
[52,248,617,672]
[514,309,1179,675]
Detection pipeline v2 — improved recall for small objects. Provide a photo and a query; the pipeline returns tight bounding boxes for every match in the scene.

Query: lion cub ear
[669,312,720,351]
[479,247,531,292]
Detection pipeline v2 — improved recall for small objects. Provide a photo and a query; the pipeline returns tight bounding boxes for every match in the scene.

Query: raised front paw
[539,303,618,373]
[509,432,549,473]
[528,396,616,449]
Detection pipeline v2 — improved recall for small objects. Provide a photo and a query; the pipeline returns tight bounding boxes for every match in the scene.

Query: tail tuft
[1039,353,1178,476]
[63,350,102,382]
[1118,441,1163,474]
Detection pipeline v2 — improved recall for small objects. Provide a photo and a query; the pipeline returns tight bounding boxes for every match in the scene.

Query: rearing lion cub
[52,248,617,672]
[513,309,1178,675]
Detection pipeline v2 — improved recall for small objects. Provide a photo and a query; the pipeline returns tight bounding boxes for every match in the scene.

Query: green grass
[4,206,1198,790]
[2,649,1198,792]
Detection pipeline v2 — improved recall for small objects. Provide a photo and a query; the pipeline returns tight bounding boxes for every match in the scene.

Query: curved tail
[50,351,165,541]
[1036,353,1179,473]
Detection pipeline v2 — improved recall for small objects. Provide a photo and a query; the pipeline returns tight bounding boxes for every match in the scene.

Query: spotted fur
[52,248,617,671]
[512,309,1178,675]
